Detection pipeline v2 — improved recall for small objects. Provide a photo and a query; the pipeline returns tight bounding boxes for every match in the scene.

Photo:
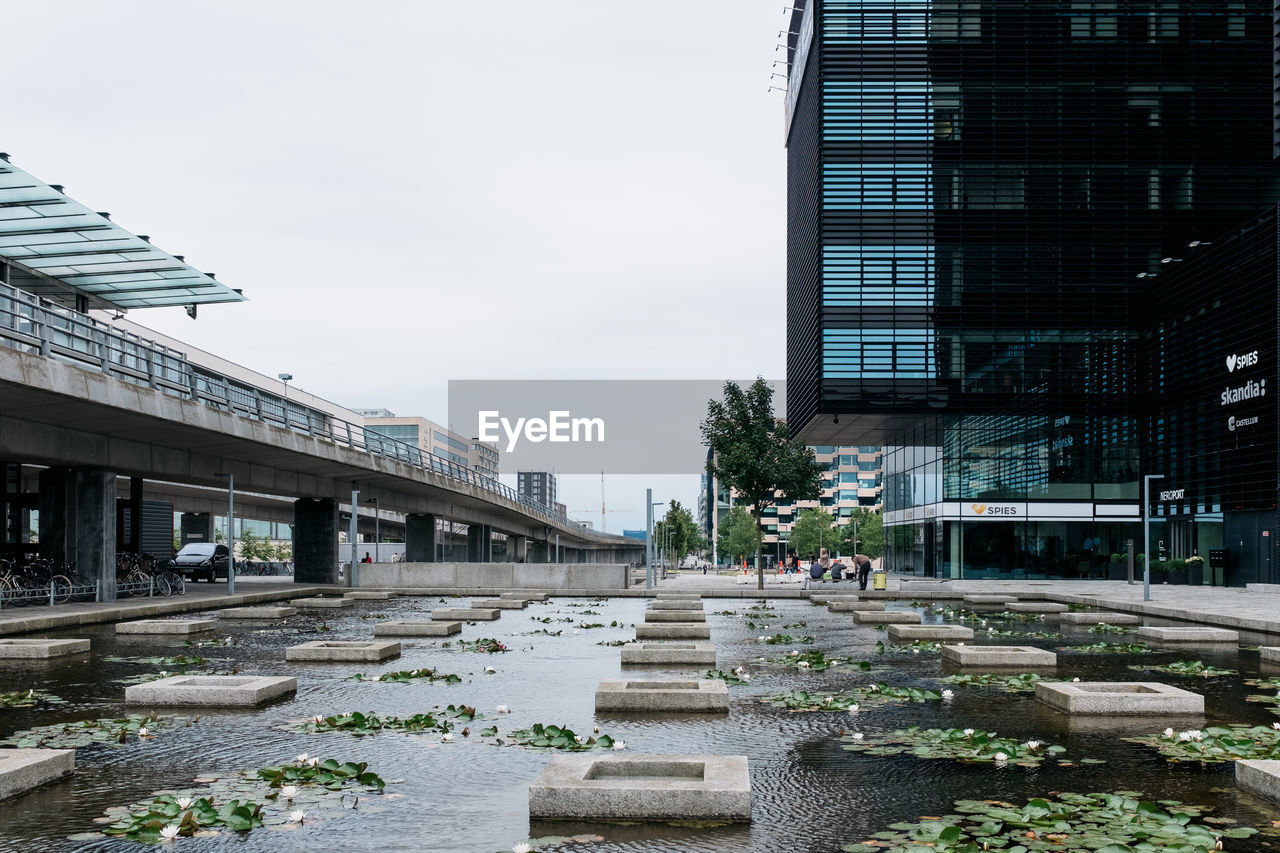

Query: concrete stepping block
[655,593,702,600]
[1059,611,1141,625]
[470,598,529,610]
[432,608,500,621]
[1006,602,1069,614]
[290,597,355,609]
[942,645,1057,667]
[644,610,706,623]
[650,600,704,611]
[1138,626,1238,644]
[374,621,462,637]
[808,593,860,605]
[502,592,549,602]
[635,623,711,640]
[1035,681,1203,715]
[286,640,401,662]
[344,591,399,600]
[1261,647,1280,664]
[888,624,975,641]
[621,643,717,666]
[220,606,298,620]
[828,600,885,612]
[852,610,921,625]
[595,678,729,713]
[529,754,751,820]
[0,749,75,801]
[963,594,1018,604]
[1237,760,1280,805]
[126,674,297,706]
[0,638,89,658]
[116,620,216,635]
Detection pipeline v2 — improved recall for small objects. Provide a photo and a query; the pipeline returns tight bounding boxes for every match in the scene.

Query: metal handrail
[0,279,590,532]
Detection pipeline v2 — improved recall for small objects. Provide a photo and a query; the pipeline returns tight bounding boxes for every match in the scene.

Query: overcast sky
[5,1,790,532]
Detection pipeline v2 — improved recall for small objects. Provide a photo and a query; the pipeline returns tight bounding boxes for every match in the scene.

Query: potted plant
[1184,554,1205,586]
[1107,552,1128,581]
[1164,559,1188,585]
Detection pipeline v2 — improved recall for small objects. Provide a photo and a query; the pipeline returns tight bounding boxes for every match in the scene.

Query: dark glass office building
[783,1,1280,584]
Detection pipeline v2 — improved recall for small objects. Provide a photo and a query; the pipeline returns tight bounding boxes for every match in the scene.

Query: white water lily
[849,704,859,714]
[941,689,954,700]
[993,751,1009,762]
[138,727,149,738]
[307,757,319,767]
[280,785,298,800]
[484,666,495,673]
[823,696,833,703]
[1072,677,1081,683]
[295,753,309,765]
[290,809,305,823]
[741,673,751,681]
[159,671,169,678]
[963,728,975,737]
[176,797,193,810]
[1272,722,1280,731]
[1164,727,1176,738]
[442,732,455,742]
[759,636,768,641]
[797,661,810,668]
[313,715,324,724]
[1188,729,1204,741]
[159,824,180,841]
[852,732,864,741]
[574,735,584,743]
[512,843,532,853]
[1024,740,1040,751]
[496,705,510,714]
[611,740,626,750]
[372,675,383,682]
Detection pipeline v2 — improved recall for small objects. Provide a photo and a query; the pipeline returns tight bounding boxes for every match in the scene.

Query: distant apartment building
[358,410,483,470]
[517,471,557,509]
[470,439,500,480]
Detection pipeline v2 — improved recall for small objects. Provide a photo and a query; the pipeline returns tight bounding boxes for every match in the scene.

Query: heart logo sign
[1227,354,1237,373]
[971,504,987,515]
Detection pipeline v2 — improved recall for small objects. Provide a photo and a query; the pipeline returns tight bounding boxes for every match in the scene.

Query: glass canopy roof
[0,155,246,311]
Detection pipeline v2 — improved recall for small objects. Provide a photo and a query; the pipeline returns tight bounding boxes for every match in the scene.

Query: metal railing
[0,279,591,533]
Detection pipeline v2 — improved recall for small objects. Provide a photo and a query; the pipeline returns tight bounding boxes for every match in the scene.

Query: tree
[702,378,824,588]
[841,507,884,559]
[237,529,276,562]
[788,507,835,560]
[653,500,698,569]
[716,506,758,565]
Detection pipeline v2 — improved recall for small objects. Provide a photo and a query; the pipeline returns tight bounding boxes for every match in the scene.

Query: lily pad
[937,672,1044,693]
[0,689,66,709]
[1,713,178,749]
[503,723,617,751]
[1123,724,1280,763]
[296,707,479,736]
[1127,660,1237,677]
[347,668,462,684]
[840,726,1068,766]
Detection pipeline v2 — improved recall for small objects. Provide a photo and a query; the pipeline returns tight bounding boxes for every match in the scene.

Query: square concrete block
[655,593,702,600]
[942,645,1057,667]
[502,592,549,602]
[644,610,706,623]
[1237,760,1280,805]
[470,598,529,610]
[621,643,717,667]
[1006,602,1069,614]
[529,754,750,821]
[220,606,298,620]
[0,749,74,801]
[116,620,216,635]
[888,624,975,641]
[432,608,500,621]
[808,593,857,604]
[829,600,886,612]
[344,591,399,600]
[290,597,355,609]
[374,620,462,637]
[1261,647,1280,664]
[1138,626,1238,644]
[1035,681,1204,715]
[852,610,921,625]
[963,594,1018,604]
[1059,611,1141,625]
[635,623,711,640]
[0,638,90,659]
[650,600,704,611]
[595,678,729,713]
[126,674,297,706]
[285,640,401,662]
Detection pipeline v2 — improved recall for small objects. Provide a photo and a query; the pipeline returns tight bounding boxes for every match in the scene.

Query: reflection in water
[0,597,1277,852]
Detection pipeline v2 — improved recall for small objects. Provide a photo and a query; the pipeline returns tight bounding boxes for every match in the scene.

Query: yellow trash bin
[872,570,887,591]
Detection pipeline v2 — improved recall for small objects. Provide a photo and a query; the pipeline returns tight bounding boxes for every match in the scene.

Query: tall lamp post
[1143,474,1165,602]
[365,497,379,564]
[213,472,235,596]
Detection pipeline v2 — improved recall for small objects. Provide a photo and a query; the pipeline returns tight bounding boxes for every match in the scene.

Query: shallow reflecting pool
[1,596,1278,852]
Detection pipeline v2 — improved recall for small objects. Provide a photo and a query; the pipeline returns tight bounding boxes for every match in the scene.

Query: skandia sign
[1221,377,1266,407]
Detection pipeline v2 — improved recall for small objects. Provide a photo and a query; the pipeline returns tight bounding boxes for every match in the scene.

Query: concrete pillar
[293,498,339,583]
[507,534,527,563]
[127,477,143,554]
[39,467,116,601]
[405,513,437,562]
[467,524,492,562]
[180,513,214,547]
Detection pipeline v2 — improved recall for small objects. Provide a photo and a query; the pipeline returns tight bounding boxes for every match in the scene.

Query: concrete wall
[358,562,630,590]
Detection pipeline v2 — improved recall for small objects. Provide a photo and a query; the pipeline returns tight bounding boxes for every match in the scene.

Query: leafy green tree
[841,507,884,559]
[237,529,276,562]
[702,379,824,588]
[273,542,293,562]
[653,500,698,568]
[717,506,759,565]
[788,508,835,560]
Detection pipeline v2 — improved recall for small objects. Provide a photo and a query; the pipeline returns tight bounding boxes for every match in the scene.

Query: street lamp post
[365,497,380,564]
[1143,474,1165,602]
[213,473,235,596]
